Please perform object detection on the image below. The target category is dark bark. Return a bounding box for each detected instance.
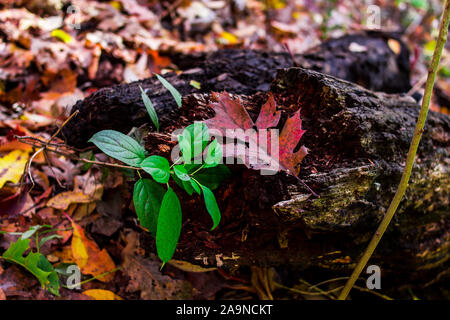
[139,68,447,284]
[62,32,411,147]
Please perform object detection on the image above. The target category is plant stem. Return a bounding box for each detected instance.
[338,0,450,300]
[190,164,205,175]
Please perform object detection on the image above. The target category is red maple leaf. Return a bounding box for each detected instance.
[205,92,308,177]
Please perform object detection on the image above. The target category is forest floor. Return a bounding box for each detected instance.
[0,0,449,300]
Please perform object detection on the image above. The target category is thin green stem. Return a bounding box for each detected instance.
[190,164,205,176]
[338,0,450,300]
[36,232,40,253]
[170,157,183,168]
[39,227,73,235]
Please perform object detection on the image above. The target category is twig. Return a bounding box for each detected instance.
[298,279,337,300]
[274,281,343,298]
[338,0,450,300]
[23,111,80,189]
[16,132,140,171]
[71,157,139,170]
[353,285,393,300]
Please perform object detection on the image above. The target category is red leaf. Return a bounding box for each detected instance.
[279,110,308,176]
[205,92,307,176]
[255,94,281,129]
[205,94,254,131]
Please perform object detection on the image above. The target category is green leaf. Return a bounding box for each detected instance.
[89,130,147,166]
[194,165,231,190]
[133,178,165,236]
[155,74,182,108]
[156,188,182,263]
[178,122,210,163]
[204,139,223,168]
[410,0,428,9]
[2,238,60,296]
[173,165,190,181]
[172,173,192,195]
[39,234,63,248]
[200,185,221,230]
[21,225,52,240]
[140,155,170,183]
[37,255,60,296]
[439,66,450,78]
[190,179,202,195]
[139,85,159,131]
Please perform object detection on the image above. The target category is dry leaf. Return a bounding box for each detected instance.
[82,289,123,300]
[70,218,116,282]
[47,191,92,210]
[51,245,74,264]
[388,39,401,55]
[0,150,29,188]
[169,260,218,273]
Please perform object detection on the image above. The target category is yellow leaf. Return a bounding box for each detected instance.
[217,31,238,45]
[72,224,89,268]
[83,289,123,300]
[0,150,29,188]
[387,39,401,55]
[189,80,201,89]
[70,219,116,282]
[266,0,286,10]
[51,245,74,264]
[109,1,123,11]
[51,29,72,43]
[168,260,217,272]
[47,191,92,210]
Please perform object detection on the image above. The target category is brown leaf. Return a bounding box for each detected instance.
[47,191,92,210]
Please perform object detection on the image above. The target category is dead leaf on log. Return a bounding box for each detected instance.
[205,92,307,175]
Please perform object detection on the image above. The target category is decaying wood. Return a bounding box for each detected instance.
[62,32,411,147]
[142,68,447,284]
[62,34,449,286]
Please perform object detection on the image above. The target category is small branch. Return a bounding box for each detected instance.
[22,110,79,189]
[16,134,140,171]
[72,157,139,170]
[338,0,450,300]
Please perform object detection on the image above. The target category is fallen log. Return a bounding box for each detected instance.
[62,32,411,147]
[142,68,447,282]
[61,34,449,286]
